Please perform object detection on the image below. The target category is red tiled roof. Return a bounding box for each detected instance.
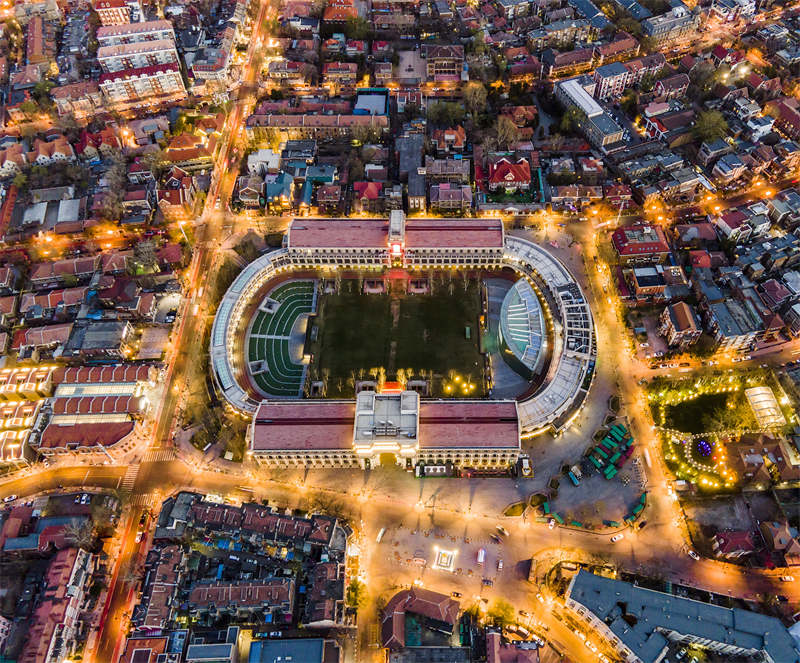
[39,421,135,448]
[611,224,670,257]
[288,218,388,249]
[251,401,355,451]
[419,400,518,449]
[50,395,144,416]
[489,157,531,186]
[405,219,503,249]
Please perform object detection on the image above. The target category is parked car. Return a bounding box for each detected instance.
[496,525,509,537]
[3,495,17,503]
[610,533,624,543]
[781,576,795,582]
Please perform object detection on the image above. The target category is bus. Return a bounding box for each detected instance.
[376,527,386,543]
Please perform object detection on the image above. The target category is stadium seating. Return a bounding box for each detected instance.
[246,281,314,397]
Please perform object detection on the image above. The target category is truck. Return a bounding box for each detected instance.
[477,548,486,565]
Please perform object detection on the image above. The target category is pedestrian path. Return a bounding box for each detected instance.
[121,464,140,491]
[142,448,176,463]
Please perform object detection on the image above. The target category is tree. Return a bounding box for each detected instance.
[487,599,514,628]
[12,172,27,189]
[351,124,381,145]
[693,110,729,142]
[559,107,586,134]
[495,115,520,150]
[344,16,371,40]
[463,81,487,117]
[427,101,465,126]
[469,30,487,56]
[64,521,96,550]
[141,148,167,179]
[346,579,366,609]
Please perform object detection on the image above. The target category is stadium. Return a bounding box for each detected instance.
[210,212,596,470]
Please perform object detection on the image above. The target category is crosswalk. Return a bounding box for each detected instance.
[121,464,140,491]
[142,448,176,463]
[132,493,157,507]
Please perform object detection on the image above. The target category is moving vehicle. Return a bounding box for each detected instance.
[451,591,462,598]
[135,530,143,543]
[3,495,17,503]
[497,559,504,571]
[688,550,700,560]
[376,527,386,543]
[496,525,509,537]
[489,533,502,544]
[781,575,795,582]
[519,454,532,477]
[610,533,624,543]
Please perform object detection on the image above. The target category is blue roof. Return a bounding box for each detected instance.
[249,639,325,663]
[4,533,39,551]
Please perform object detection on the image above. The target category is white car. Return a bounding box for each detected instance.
[688,550,700,560]
[496,525,509,537]
[536,593,544,603]
[781,575,795,582]
[548,519,555,529]
[610,533,624,543]
[135,530,143,543]
[3,494,17,503]
[497,559,504,571]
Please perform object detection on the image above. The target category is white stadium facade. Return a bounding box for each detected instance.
[210,212,596,470]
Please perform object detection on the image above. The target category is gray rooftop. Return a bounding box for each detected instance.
[568,571,800,663]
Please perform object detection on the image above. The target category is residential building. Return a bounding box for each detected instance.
[93,0,132,25]
[611,224,671,264]
[488,157,531,192]
[555,78,624,149]
[249,639,341,663]
[423,44,464,81]
[641,2,699,44]
[99,63,186,110]
[17,548,95,663]
[96,39,179,73]
[658,301,702,347]
[429,183,472,212]
[96,19,174,46]
[566,570,800,663]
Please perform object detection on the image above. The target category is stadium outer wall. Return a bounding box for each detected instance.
[210,233,596,439]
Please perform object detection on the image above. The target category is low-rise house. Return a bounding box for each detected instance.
[431,125,466,155]
[352,181,384,213]
[429,183,472,212]
[488,157,531,193]
[711,530,756,559]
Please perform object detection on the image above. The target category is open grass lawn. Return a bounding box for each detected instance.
[395,286,482,374]
[311,281,484,397]
[663,391,756,434]
[314,292,392,378]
